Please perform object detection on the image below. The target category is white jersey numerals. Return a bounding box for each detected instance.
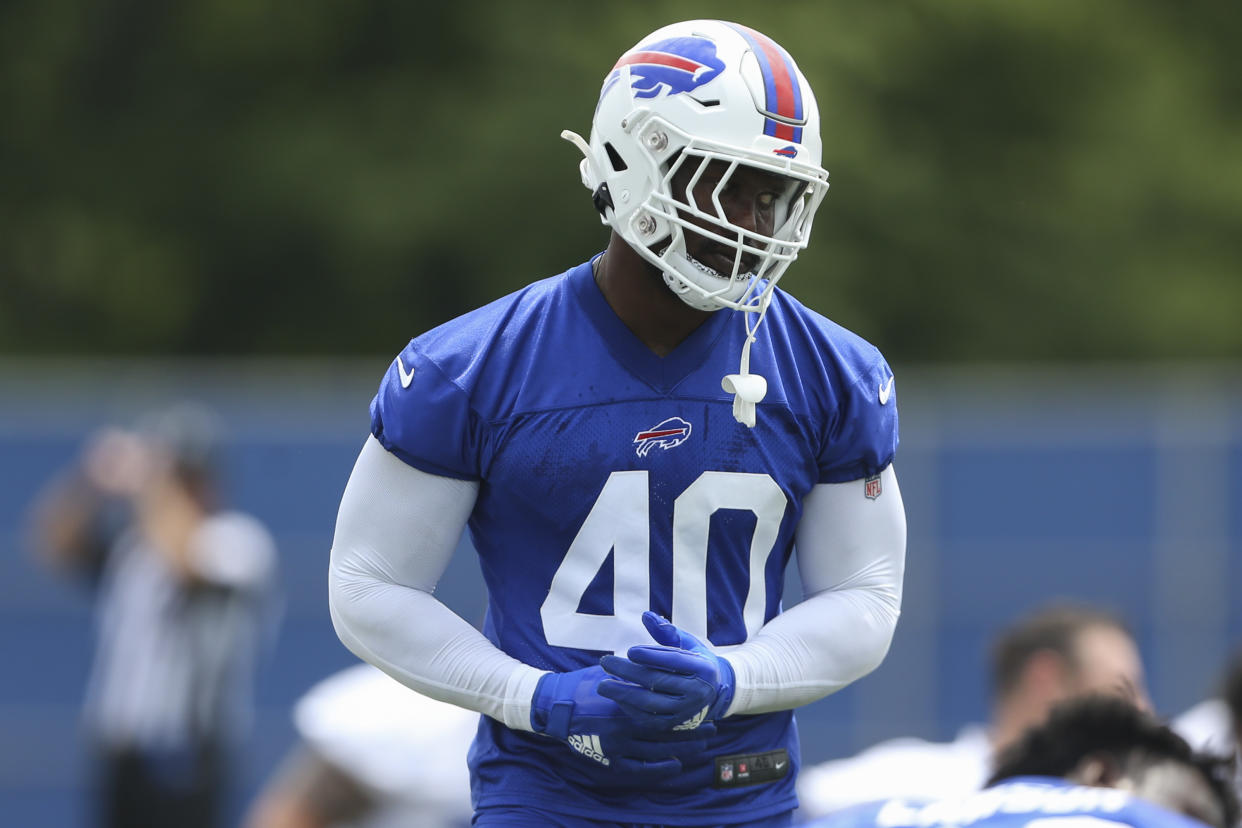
[541,471,651,655]
[540,470,787,654]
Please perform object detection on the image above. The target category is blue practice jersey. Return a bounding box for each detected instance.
[370,258,898,824]
[810,777,1212,828]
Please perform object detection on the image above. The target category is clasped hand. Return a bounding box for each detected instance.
[530,612,735,776]
[599,611,736,731]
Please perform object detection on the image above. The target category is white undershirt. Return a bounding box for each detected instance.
[328,435,906,732]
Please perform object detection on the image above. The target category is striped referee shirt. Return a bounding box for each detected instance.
[83,511,276,752]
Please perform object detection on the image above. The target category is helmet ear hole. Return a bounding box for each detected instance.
[604,143,628,172]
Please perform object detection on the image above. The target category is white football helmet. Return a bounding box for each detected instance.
[562,19,829,313]
[562,20,830,426]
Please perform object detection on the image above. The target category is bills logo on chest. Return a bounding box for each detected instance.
[633,417,692,457]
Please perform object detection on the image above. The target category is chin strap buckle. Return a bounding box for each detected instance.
[591,183,614,216]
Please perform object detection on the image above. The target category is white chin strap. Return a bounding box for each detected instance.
[662,250,752,312]
[692,274,776,429]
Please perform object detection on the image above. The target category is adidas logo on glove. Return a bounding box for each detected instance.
[673,705,710,732]
[567,733,610,766]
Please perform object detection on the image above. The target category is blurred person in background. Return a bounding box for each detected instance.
[243,662,476,828]
[1174,646,1242,797]
[803,696,1238,828]
[798,604,1151,819]
[329,17,905,828]
[29,403,278,828]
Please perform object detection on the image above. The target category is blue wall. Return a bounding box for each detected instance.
[2,360,1239,824]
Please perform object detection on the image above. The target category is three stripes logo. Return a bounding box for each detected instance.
[673,705,710,731]
[567,733,610,766]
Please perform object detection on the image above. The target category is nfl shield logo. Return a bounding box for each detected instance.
[720,762,734,783]
[864,474,882,500]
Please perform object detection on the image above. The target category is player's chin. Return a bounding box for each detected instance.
[694,246,759,279]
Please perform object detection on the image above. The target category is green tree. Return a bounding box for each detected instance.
[2,0,1239,360]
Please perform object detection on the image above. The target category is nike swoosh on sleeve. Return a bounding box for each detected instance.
[878,376,894,405]
[397,356,415,389]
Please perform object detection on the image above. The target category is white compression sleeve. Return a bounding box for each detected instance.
[724,465,907,716]
[327,435,545,732]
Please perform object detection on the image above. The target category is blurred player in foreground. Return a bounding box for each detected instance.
[30,404,277,828]
[329,17,906,827]
[244,663,476,828]
[806,697,1238,828]
[799,604,1151,818]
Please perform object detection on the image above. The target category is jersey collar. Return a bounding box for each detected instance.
[570,256,733,394]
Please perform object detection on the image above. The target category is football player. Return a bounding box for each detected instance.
[243,663,476,828]
[798,604,1153,817]
[806,697,1238,828]
[328,19,906,827]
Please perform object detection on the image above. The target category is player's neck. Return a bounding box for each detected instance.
[594,235,713,358]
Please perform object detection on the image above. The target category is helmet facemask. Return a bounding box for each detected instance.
[645,135,827,314]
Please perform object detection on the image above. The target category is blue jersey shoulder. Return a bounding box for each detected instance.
[767,287,887,383]
[760,288,899,482]
[369,268,576,478]
[412,271,570,394]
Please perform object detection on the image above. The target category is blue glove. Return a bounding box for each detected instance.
[598,611,736,731]
[530,664,713,778]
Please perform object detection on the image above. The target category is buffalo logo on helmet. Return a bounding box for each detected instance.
[602,36,726,100]
[633,417,693,457]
